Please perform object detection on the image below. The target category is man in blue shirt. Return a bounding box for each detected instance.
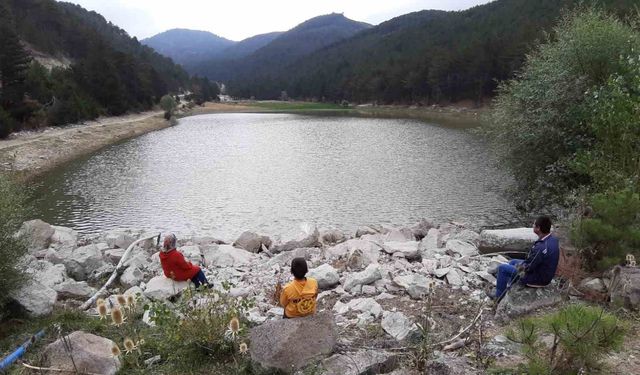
[491,216,560,300]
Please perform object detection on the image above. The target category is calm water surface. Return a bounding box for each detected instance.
[31,113,514,239]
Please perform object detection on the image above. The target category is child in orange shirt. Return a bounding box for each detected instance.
[279,257,318,318]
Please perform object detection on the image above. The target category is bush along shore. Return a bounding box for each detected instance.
[2,219,638,374]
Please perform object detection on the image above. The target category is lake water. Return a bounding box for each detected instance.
[30,113,514,239]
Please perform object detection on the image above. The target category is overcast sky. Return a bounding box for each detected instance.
[64,0,494,41]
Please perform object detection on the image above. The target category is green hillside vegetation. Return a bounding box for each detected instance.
[142,29,235,66]
[484,8,640,270]
[0,0,217,138]
[222,0,638,103]
[193,13,371,93]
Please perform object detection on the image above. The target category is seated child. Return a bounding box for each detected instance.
[279,257,318,318]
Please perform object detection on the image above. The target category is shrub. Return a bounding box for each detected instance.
[146,283,254,368]
[160,94,177,119]
[571,191,640,270]
[484,8,640,212]
[507,304,625,374]
[0,107,16,138]
[0,176,29,315]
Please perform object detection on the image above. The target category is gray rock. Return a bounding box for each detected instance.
[446,269,464,286]
[451,229,481,247]
[26,260,67,288]
[320,350,398,375]
[475,271,497,286]
[320,229,346,245]
[381,311,419,341]
[496,282,565,321]
[607,266,640,310]
[121,266,144,288]
[233,231,272,253]
[579,277,607,293]
[42,331,120,375]
[104,248,126,263]
[426,355,480,374]
[355,226,379,238]
[445,240,479,257]
[384,228,415,242]
[54,280,96,299]
[250,313,336,371]
[308,264,340,289]
[271,227,322,254]
[207,245,257,267]
[180,245,202,263]
[411,218,436,240]
[104,230,137,249]
[434,267,451,278]
[383,241,420,260]
[11,280,57,317]
[393,274,431,299]
[482,334,523,357]
[343,264,382,292]
[419,228,441,253]
[346,298,384,318]
[18,219,55,252]
[143,276,190,300]
[479,228,537,253]
[64,244,106,281]
[50,225,78,249]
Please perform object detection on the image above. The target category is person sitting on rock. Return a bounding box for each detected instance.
[279,257,318,318]
[490,216,560,300]
[159,233,212,288]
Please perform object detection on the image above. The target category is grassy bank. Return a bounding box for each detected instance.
[184,101,485,129]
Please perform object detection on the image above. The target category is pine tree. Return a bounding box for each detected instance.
[0,1,32,110]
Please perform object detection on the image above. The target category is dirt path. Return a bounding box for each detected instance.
[0,111,167,180]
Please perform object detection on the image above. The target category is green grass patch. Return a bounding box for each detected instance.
[249,101,347,111]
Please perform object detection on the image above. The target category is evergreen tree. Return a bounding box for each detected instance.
[0,0,32,123]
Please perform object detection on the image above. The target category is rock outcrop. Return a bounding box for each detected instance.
[42,331,121,375]
[233,231,272,253]
[250,313,336,371]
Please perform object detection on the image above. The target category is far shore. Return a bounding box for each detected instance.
[0,101,485,181]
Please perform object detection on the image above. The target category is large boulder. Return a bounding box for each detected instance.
[607,266,640,310]
[320,229,347,245]
[272,228,321,253]
[250,313,336,371]
[233,231,272,253]
[355,226,380,238]
[42,331,120,375]
[384,228,415,242]
[381,311,419,341]
[320,350,398,375]
[445,240,479,257]
[64,244,107,281]
[120,266,144,288]
[18,219,55,252]
[180,245,202,263]
[451,229,481,247]
[411,218,436,240]
[479,228,537,253]
[343,264,382,292]
[103,230,138,249]
[11,280,57,317]
[382,241,420,260]
[206,245,257,268]
[25,259,67,288]
[495,282,565,321]
[308,264,340,289]
[326,239,381,269]
[54,280,96,299]
[393,274,431,299]
[50,225,78,249]
[143,276,190,300]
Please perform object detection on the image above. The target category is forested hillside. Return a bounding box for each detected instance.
[224,0,639,103]
[192,13,371,87]
[0,0,216,138]
[142,29,235,66]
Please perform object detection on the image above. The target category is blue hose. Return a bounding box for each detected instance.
[0,329,45,371]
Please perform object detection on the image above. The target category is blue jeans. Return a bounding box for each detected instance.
[191,270,211,288]
[496,259,524,298]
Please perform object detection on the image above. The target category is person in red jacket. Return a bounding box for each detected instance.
[159,234,212,288]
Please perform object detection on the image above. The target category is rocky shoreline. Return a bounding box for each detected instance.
[10,218,560,373]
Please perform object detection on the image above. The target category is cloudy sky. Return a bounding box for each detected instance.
[65,0,493,41]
